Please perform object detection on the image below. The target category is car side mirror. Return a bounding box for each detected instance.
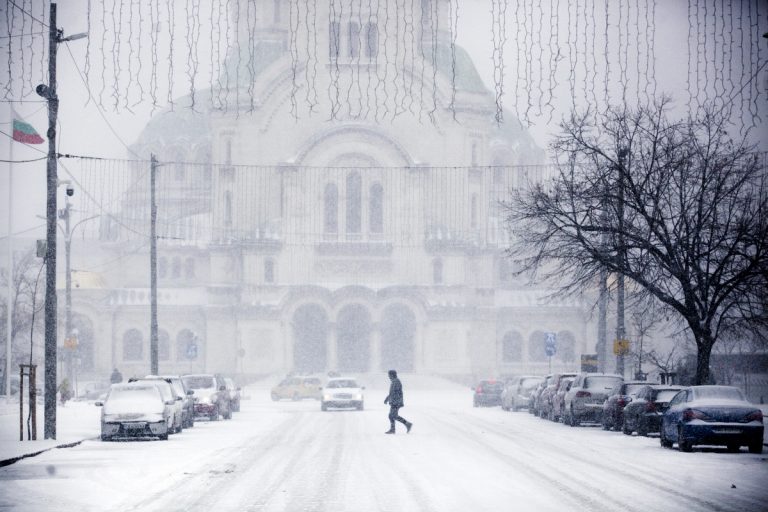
[95,401,103,407]
[176,396,183,401]
[187,390,194,395]
[165,400,175,406]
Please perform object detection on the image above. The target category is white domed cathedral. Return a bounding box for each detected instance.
[74,0,596,382]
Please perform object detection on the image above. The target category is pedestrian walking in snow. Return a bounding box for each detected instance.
[58,378,72,406]
[110,368,123,384]
[384,370,412,434]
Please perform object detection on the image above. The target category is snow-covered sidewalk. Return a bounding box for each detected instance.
[0,399,101,464]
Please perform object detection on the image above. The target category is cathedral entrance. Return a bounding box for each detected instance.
[292,304,328,373]
[380,304,416,372]
[336,304,371,373]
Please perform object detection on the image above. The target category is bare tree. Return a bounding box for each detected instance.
[504,99,768,385]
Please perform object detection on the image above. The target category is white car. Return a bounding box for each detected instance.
[131,377,185,433]
[97,383,174,441]
[321,378,365,411]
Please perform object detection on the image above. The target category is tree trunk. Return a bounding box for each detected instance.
[695,338,714,385]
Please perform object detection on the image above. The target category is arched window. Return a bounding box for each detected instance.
[324,183,338,233]
[501,331,523,362]
[471,194,478,229]
[329,21,341,59]
[224,191,233,226]
[348,22,360,58]
[369,183,383,234]
[432,258,443,285]
[123,329,143,361]
[528,331,548,362]
[265,258,275,283]
[184,258,195,279]
[556,331,577,363]
[158,329,170,361]
[346,172,362,235]
[172,257,181,279]
[365,22,378,58]
[176,329,199,361]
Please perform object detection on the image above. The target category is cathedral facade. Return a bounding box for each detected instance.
[68,1,597,383]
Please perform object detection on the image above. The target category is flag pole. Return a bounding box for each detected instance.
[5,109,13,402]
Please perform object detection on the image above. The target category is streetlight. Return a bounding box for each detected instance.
[35,0,87,439]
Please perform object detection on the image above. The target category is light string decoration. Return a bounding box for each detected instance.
[0,0,765,133]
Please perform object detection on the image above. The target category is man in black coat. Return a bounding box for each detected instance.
[384,370,412,434]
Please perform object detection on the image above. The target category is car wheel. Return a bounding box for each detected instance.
[321,403,328,411]
[678,427,693,452]
[502,404,509,411]
[101,434,111,442]
[233,402,240,412]
[726,443,740,452]
[271,393,279,401]
[601,416,611,430]
[622,420,632,435]
[159,432,168,441]
[210,406,219,421]
[748,440,763,454]
[357,403,364,411]
[569,408,579,427]
[637,420,648,437]
[660,428,673,448]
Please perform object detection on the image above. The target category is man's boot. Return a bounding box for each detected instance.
[385,429,395,434]
[406,422,412,433]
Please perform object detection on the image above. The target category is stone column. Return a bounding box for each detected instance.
[370,322,381,372]
[327,322,337,371]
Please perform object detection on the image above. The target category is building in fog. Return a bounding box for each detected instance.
[68,0,598,382]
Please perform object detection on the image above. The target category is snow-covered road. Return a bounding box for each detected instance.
[1,375,766,512]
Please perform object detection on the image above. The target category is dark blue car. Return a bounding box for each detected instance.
[660,385,763,453]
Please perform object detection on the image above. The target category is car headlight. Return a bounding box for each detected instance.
[355,394,363,400]
[323,394,331,401]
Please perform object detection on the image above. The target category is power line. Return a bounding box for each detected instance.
[7,0,48,28]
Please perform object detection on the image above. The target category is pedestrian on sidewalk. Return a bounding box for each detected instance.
[58,378,72,406]
[384,370,412,434]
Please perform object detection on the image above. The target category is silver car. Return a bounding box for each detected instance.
[96,383,174,441]
[501,376,544,411]
[321,378,365,411]
[563,373,624,426]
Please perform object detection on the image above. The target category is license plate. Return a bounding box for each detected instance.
[125,423,146,431]
[714,428,741,434]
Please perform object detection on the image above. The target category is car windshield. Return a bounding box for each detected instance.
[622,383,647,396]
[327,380,358,388]
[520,378,543,390]
[654,389,680,402]
[109,386,159,401]
[693,386,746,401]
[585,376,623,390]
[480,381,503,392]
[182,376,214,389]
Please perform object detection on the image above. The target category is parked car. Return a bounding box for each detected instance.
[660,385,764,453]
[501,376,544,411]
[529,376,553,416]
[538,373,578,419]
[159,375,195,428]
[182,373,228,421]
[622,385,683,436]
[224,377,241,412]
[472,379,504,407]
[321,377,365,411]
[550,376,576,422]
[271,376,323,401]
[96,382,173,441]
[602,381,649,431]
[563,373,624,426]
[130,377,184,433]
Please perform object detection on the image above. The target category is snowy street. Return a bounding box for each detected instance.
[1,375,766,512]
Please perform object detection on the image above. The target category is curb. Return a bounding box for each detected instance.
[0,438,95,468]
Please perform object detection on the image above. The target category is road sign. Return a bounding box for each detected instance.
[545,332,557,357]
[613,339,630,356]
[186,342,198,359]
[63,336,78,349]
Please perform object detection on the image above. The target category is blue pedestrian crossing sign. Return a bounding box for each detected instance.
[186,342,198,359]
[545,332,557,357]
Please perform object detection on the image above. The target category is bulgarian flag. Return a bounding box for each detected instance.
[12,109,45,144]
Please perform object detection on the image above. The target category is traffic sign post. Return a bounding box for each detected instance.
[545,332,557,373]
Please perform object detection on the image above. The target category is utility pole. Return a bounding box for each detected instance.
[42,1,60,440]
[150,155,159,375]
[36,1,87,439]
